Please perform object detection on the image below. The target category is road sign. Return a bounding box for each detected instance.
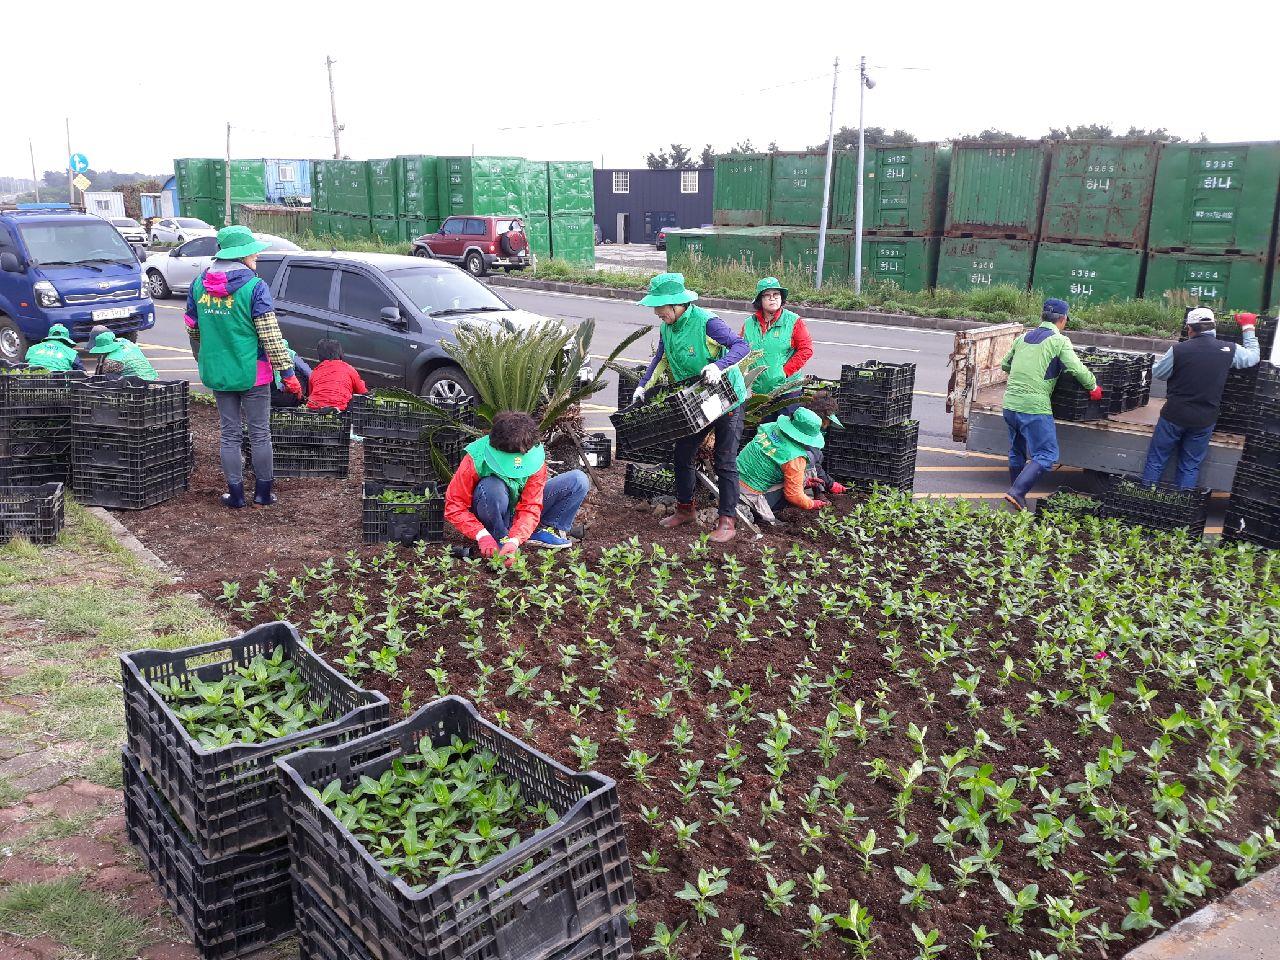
[73,174,91,193]
[68,153,89,174]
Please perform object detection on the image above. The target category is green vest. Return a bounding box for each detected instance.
[465,436,544,504]
[112,341,158,381]
[193,273,263,392]
[744,309,803,394]
[24,340,77,372]
[657,304,747,409]
[737,423,807,493]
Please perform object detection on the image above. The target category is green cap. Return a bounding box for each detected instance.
[776,407,826,449]
[88,330,122,354]
[754,276,788,304]
[214,225,272,261]
[638,272,699,307]
[45,324,74,347]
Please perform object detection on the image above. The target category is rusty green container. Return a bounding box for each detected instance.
[1032,243,1144,305]
[1041,140,1161,247]
[781,228,852,285]
[768,152,855,227]
[1148,142,1280,255]
[936,237,1034,291]
[1143,252,1269,312]
[945,141,1049,239]
[854,143,950,235]
[665,228,718,267]
[705,227,784,272]
[366,159,401,219]
[859,237,941,292]
[713,154,772,226]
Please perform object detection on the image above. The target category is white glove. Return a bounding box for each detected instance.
[701,363,723,384]
[632,386,646,405]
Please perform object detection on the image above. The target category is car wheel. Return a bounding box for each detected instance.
[0,319,29,365]
[413,246,433,259]
[419,366,477,405]
[465,251,486,277]
[176,234,185,243]
[147,269,172,299]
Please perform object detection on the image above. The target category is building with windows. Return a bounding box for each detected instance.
[593,167,713,244]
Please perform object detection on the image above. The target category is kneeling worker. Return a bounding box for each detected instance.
[738,406,834,523]
[24,324,83,372]
[1001,298,1100,510]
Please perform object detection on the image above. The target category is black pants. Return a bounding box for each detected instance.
[673,403,745,517]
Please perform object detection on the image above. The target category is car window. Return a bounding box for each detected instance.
[0,227,15,257]
[178,237,217,258]
[338,271,397,324]
[388,266,511,315]
[495,219,523,234]
[16,221,136,265]
[281,265,334,309]
[441,219,463,236]
[176,218,209,228]
[255,259,282,289]
[463,219,487,236]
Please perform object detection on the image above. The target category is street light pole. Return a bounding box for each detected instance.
[29,139,39,202]
[326,56,343,161]
[853,56,875,295]
[65,118,73,206]
[814,57,839,291]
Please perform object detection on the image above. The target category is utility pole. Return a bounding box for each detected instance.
[814,57,839,291]
[853,56,876,295]
[326,56,342,160]
[64,118,73,206]
[225,122,232,227]
[28,139,39,202]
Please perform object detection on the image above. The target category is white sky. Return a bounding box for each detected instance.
[5,0,1280,179]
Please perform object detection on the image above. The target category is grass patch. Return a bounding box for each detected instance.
[0,777,26,808]
[0,875,150,960]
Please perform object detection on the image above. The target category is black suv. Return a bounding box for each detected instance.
[258,251,565,402]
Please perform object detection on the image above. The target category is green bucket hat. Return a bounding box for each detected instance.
[483,441,546,479]
[214,225,272,261]
[776,407,826,449]
[45,324,74,347]
[638,272,699,307]
[754,276,788,305]
[88,330,123,355]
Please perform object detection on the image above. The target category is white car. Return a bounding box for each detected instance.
[149,217,216,245]
[143,233,301,298]
[109,217,147,244]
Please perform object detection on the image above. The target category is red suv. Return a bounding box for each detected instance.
[411,216,530,277]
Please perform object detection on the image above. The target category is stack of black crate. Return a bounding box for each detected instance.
[829,361,918,491]
[0,365,82,487]
[350,395,472,491]
[1215,316,1277,434]
[1223,360,1280,547]
[246,408,351,479]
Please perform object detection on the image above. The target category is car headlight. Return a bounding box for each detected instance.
[33,281,60,309]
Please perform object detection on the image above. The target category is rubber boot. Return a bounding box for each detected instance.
[709,516,737,544]
[252,478,277,507]
[660,502,696,528]
[1003,462,1045,511]
[1009,464,1021,485]
[221,481,246,509]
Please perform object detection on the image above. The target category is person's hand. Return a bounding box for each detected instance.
[829,482,847,496]
[1089,386,1103,401]
[701,363,723,384]
[476,532,499,559]
[631,386,646,406]
[1236,312,1258,330]
[498,538,520,567]
[810,500,830,510]
[282,374,303,399]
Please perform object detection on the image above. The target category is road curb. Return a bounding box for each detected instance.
[86,506,175,577]
[487,275,1177,354]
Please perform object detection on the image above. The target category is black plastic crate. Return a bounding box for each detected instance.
[1257,362,1280,401]
[0,365,85,417]
[349,394,473,443]
[835,391,913,427]
[72,462,190,510]
[1100,477,1210,536]
[275,696,634,960]
[0,435,71,462]
[1232,461,1280,508]
[622,462,677,500]
[0,416,72,443]
[71,377,189,430]
[267,407,350,445]
[121,621,390,859]
[1223,496,1280,549]
[582,434,612,469]
[827,448,916,491]
[613,433,675,466]
[0,483,64,545]
[614,365,646,413]
[72,421,189,472]
[361,481,444,545]
[839,361,916,401]
[828,420,919,457]
[1051,354,1126,422]
[122,750,295,960]
[610,378,738,453]
[1243,433,1280,470]
[274,444,351,480]
[1216,315,1278,357]
[1034,488,1101,522]
[0,455,70,487]
[363,436,446,490]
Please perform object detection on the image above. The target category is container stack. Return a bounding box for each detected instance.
[549,161,597,266]
[1224,363,1280,547]
[175,159,266,228]
[857,143,949,292]
[521,159,552,259]
[1213,315,1278,434]
[350,395,472,491]
[70,378,192,509]
[828,361,918,490]
[0,365,81,486]
[250,409,351,480]
[1101,476,1210,537]
[396,155,442,242]
[120,622,389,960]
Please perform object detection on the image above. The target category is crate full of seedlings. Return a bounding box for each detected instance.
[1034,488,1100,523]
[582,433,612,468]
[71,376,189,431]
[1100,476,1210,536]
[361,482,444,545]
[121,620,389,860]
[349,393,472,443]
[275,696,635,960]
[0,482,64,545]
[828,449,916,492]
[122,750,295,960]
[1050,351,1127,422]
[610,376,739,454]
[827,419,919,457]
[0,366,86,485]
[622,462,677,500]
[256,408,351,479]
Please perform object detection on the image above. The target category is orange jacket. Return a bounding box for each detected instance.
[444,454,547,544]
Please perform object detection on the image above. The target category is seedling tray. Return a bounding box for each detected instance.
[121,621,390,859]
[839,361,916,402]
[0,483,63,545]
[1034,488,1101,522]
[622,462,677,500]
[275,696,634,960]
[0,365,85,417]
[71,376,189,430]
[582,434,612,469]
[1101,477,1209,536]
[610,377,739,453]
[123,750,295,960]
[362,481,444,545]
[350,395,473,442]
[835,391,913,427]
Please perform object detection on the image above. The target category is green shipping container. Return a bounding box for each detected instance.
[437,156,524,218]
[1143,252,1269,312]
[521,160,550,218]
[768,152,853,227]
[859,237,941,293]
[524,214,551,259]
[550,214,595,265]
[333,161,372,217]
[397,156,440,220]
[1041,140,1160,247]
[332,213,372,240]
[311,210,332,235]
[1032,242,1144,305]
[855,144,950,235]
[664,228,718,266]
[936,237,1035,292]
[396,217,441,243]
[182,197,225,229]
[945,141,1049,239]
[547,161,593,215]
[174,158,219,203]
[780,228,852,285]
[713,154,772,226]
[367,159,400,219]
[210,160,267,205]
[370,216,399,242]
[705,227,784,271]
[1148,142,1280,255]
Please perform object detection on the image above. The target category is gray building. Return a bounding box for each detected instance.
[593,167,713,244]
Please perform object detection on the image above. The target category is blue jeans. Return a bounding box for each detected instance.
[1141,417,1213,489]
[1003,409,1059,473]
[472,470,589,539]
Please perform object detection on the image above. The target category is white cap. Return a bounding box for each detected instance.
[1187,307,1216,325]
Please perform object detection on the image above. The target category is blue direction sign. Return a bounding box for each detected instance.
[68,153,89,174]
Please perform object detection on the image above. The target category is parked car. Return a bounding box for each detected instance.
[0,208,154,363]
[410,216,529,277]
[143,233,300,298]
[258,251,586,402]
[109,217,147,244]
[149,217,216,245]
[655,228,670,251]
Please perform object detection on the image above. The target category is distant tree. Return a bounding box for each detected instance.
[699,144,716,167]
[730,139,757,154]
[645,150,669,170]
[767,141,779,152]
[645,144,696,169]
[952,128,1023,142]
[810,126,918,152]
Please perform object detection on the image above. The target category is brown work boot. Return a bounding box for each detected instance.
[709,516,737,543]
[660,502,696,528]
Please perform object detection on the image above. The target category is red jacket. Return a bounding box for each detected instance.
[306,359,368,412]
[445,454,547,545]
[743,310,814,378]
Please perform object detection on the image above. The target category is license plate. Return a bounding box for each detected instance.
[92,307,131,321]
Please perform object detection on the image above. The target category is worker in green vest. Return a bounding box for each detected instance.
[737,406,837,523]
[633,272,750,543]
[23,324,83,372]
[742,277,814,416]
[88,329,158,380]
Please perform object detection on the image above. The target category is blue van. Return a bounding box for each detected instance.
[0,207,156,363]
